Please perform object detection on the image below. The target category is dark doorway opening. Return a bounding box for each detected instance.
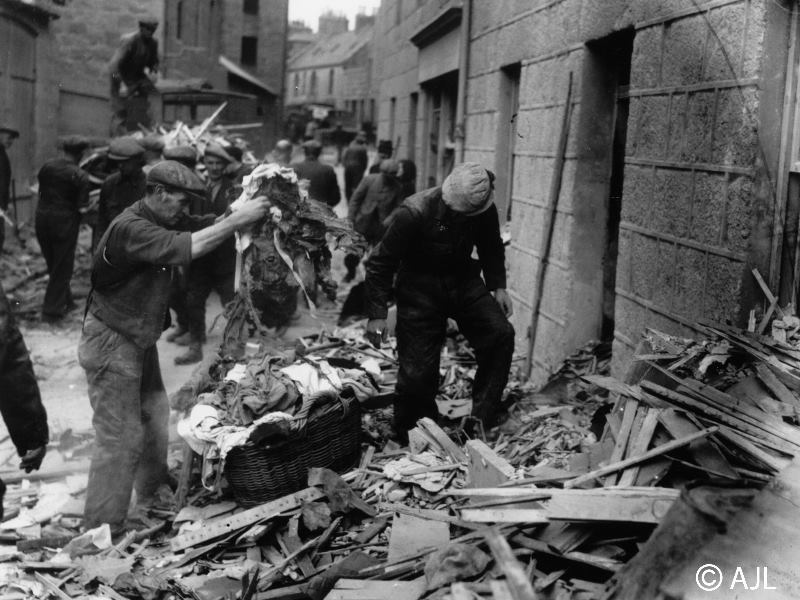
[589,30,634,343]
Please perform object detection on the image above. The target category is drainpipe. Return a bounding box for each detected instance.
[454,0,471,163]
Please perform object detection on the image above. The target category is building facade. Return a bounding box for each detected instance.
[373,0,793,384]
[285,14,375,131]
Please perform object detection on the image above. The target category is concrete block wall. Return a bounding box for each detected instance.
[375,0,779,385]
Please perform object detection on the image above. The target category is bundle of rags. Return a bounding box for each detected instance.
[222,164,366,353]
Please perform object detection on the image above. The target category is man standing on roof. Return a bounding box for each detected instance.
[109,18,160,135]
[79,161,270,538]
[174,143,236,365]
[95,137,146,249]
[364,163,515,442]
[35,136,93,322]
[0,125,19,254]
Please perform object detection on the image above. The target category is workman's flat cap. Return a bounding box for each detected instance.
[203,142,234,163]
[140,134,165,152]
[275,139,292,151]
[355,131,366,142]
[108,137,145,160]
[163,145,197,164]
[0,126,19,139]
[302,139,322,151]
[379,159,399,176]
[147,160,205,195]
[377,139,393,155]
[442,162,495,216]
[139,18,159,30]
[59,135,90,154]
[227,145,243,161]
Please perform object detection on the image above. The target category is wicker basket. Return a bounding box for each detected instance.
[224,391,361,506]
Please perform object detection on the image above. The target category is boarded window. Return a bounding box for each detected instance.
[241,36,257,66]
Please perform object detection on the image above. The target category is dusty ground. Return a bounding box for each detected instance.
[2,151,366,475]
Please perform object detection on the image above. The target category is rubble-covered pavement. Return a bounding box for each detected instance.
[2,299,800,599]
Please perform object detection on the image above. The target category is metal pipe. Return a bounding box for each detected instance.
[454,0,471,164]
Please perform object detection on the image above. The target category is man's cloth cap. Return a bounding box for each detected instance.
[203,142,233,163]
[147,160,205,195]
[108,137,145,160]
[275,139,292,152]
[139,18,159,30]
[379,159,399,176]
[163,145,197,163]
[59,135,90,154]
[140,134,165,152]
[0,126,19,139]
[302,139,322,152]
[442,162,494,216]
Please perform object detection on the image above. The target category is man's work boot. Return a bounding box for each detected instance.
[165,326,187,343]
[175,343,202,365]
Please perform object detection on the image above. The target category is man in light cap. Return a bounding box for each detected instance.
[174,142,236,364]
[79,160,271,537]
[35,136,92,322]
[365,162,514,441]
[95,137,146,248]
[0,126,20,253]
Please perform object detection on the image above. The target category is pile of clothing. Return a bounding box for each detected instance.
[177,350,381,488]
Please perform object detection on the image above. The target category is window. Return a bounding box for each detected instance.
[389,97,397,141]
[243,0,259,15]
[294,73,300,97]
[241,36,257,66]
[328,68,335,94]
[310,71,318,97]
[408,92,418,161]
[395,0,403,26]
[176,0,183,40]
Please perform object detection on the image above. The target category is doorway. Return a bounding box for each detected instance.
[572,29,634,347]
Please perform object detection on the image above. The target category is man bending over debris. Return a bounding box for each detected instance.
[365,162,515,442]
[79,161,270,537]
[0,284,49,517]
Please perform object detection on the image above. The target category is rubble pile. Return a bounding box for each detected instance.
[0,317,798,599]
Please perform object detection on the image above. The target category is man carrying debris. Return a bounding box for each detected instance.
[109,18,160,135]
[292,139,341,208]
[0,125,19,254]
[95,137,146,248]
[0,283,49,518]
[79,161,270,537]
[174,143,236,365]
[365,162,515,440]
[35,136,92,322]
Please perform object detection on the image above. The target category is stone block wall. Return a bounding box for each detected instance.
[374,0,782,385]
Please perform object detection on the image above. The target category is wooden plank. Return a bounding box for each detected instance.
[324,578,425,600]
[618,408,660,486]
[170,487,324,551]
[756,363,800,416]
[460,509,549,524]
[541,488,678,525]
[715,426,789,472]
[484,527,539,600]
[387,513,449,563]
[604,398,639,485]
[564,427,719,489]
[727,376,788,416]
[659,409,738,479]
[354,516,390,545]
[418,418,467,462]
[466,439,516,487]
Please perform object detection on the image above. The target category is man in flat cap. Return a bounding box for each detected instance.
[292,140,341,208]
[368,139,393,175]
[174,142,236,364]
[95,137,146,249]
[35,136,93,322]
[79,160,270,538]
[109,19,160,134]
[0,126,19,254]
[364,162,515,442]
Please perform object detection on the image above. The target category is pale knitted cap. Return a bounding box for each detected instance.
[441,162,494,215]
